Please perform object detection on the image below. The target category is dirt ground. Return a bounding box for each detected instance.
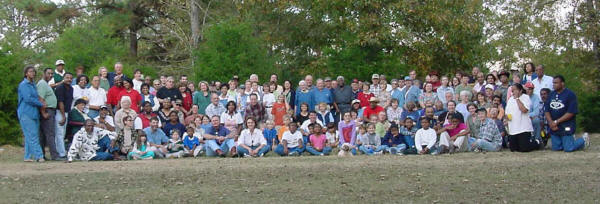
[0,134,599,203]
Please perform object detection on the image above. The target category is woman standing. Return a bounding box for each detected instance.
[505,83,540,152]
[179,82,193,116]
[282,80,295,110]
[436,76,454,105]
[98,67,110,91]
[193,81,211,115]
[521,62,537,84]
[418,83,438,108]
[18,66,45,162]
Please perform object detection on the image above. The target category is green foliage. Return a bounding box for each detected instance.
[193,20,276,83]
[0,39,26,145]
[580,93,600,133]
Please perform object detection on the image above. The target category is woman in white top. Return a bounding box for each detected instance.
[236,117,268,157]
[505,83,540,152]
[132,69,144,93]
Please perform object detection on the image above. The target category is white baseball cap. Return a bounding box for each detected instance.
[55,60,65,66]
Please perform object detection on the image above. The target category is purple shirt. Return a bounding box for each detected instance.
[338,120,356,146]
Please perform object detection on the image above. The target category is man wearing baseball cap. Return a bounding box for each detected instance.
[49,59,66,88]
[524,82,544,148]
[370,74,381,97]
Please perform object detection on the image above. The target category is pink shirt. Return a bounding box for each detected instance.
[444,123,467,137]
[309,134,327,149]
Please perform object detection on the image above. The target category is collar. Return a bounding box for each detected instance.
[55,69,65,76]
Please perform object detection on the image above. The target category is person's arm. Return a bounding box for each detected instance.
[282,139,289,154]
[297,138,304,149]
[515,97,529,113]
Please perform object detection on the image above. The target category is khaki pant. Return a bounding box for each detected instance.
[439,130,469,152]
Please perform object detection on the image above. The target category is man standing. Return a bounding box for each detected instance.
[87,76,107,119]
[37,68,61,160]
[311,79,333,111]
[49,60,66,89]
[244,94,266,124]
[156,76,182,103]
[369,74,381,97]
[333,76,353,116]
[54,72,74,158]
[532,65,554,96]
[107,62,128,87]
[545,76,589,152]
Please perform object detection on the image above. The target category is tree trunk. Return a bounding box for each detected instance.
[190,0,200,48]
[129,28,138,58]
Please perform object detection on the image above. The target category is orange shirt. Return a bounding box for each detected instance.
[272,102,287,126]
[277,125,289,142]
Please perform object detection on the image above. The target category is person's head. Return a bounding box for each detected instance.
[378,111,387,122]
[451,77,460,87]
[389,123,399,135]
[460,90,470,103]
[249,74,259,83]
[358,124,367,134]
[123,78,133,90]
[371,74,380,84]
[74,98,87,111]
[150,117,160,130]
[251,81,259,92]
[404,117,414,129]
[265,120,275,129]
[444,92,454,103]
[350,111,358,120]
[187,82,195,93]
[434,100,444,111]
[63,72,74,85]
[186,125,195,136]
[100,106,109,116]
[262,82,271,93]
[198,81,209,92]
[476,72,485,83]
[450,113,461,126]
[461,75,469,85]
[553,75,565,91]
[352,99,361,110]
[447,100,456,112]
[166,76,175,89]
[390,98,399,108]
[138,132,147,145]
[171,129,180,140]
[406,101,416,111]
[492,95,502,105]
[43,68,53,81]
[304,75,314,87]
[178,82,188,93]
[511,83,526,97]
[245,117,257,129]
[524,62,535,74]
[298,80,307,91]
[535,64,545,77]
[283,114,291,125]
[318,102,328,112]
[300,102,309,112]
[180,75,188,84]
[226,101,237,113]
[486,74,496,84]
[141,83,150,95]
[342,111,351,122]
[123,115,134,128]
[336,76,345,86]
[283,80,292,90]
[249,93,259,106]
[114,62,123,74]
[277,94,285,103]
[288,121,298,132]
[169,111,179,123]
[327,123,336,133]
[524,82,535,95]
[369,97,379,108]
[24,66,37,81]
[351,80,359,91]
[512,74,521,84]
[498,71,510,84]
[472,66,480,76]
[467,103,477,114]
[84,119,95,133]
[489,107,499,119]
[409,70,417,80]
[210,93,219,105]
[211,115,220,127]
[270,74,278,83]
[113,75,122,87]
[540,88,551,101]
[316,78,324,89]
[361,81,370,91]
[404,78,412,87]
[201,115,210,124]
[269,82,277,93]
[420,118,429,130]
[161,99,172,110]
[485,85,494,97]
[144,75,152,85]
[367,123,376,133]
[308,111,318,121]
[424,83,433,93]
[133,69,142,79]
[142,101,152,113]
[120,96,132,109]
[440,76,449,87]
[312,123,323,134]
[477,92,486,103]
[90,75,100,88]
[476,108,487,121]
[55,60,65,71]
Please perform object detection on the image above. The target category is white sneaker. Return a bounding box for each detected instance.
[374,151,383,155]
[244,154,251,158]
[396,152,404,156]
[288,152,299,156]
[473,148,481,153]
[319,153,324,156]
[583,133,590,148]
[259,153,264,157]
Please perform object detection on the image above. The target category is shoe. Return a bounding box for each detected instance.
[259,153,264,157]
[374,151,383,155]
[431,151,439,155]
[439,145,448,154]
[396,152,404,156]
[37,158,45,162]
[583,133,590,149]
[288,151,299,156]
[473,148,480,153]
[132,155,140,160]
[319,153,324,156]
[215,149,224,156]
[53,157,66,161]
[449,145,456,154]
[24,159,34,162]
[244,154,251,158]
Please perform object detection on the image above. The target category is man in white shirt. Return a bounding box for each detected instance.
[532,65,553,96]
[415,119,438,155]
[205,93,226,118]
[275,122,304,156]
[87,76,107,118]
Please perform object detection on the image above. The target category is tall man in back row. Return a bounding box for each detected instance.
[545,75,589,152]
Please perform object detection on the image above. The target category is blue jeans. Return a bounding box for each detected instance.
[87,109,100,119]
[531,118,542,141]
[55,112,67,157]
[205,138,235,156]
[472,139,501,152]
[551,134,585,152]
[377,144,407,154]
[274,144,305,156]
[90,152,113,161]
[403,136,415,148]
[97,136,119,153]
[237,145,270,156]
[359,145,376,155]
[19,115,43,160]
[306,146,332,155]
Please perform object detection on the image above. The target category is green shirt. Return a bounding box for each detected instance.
[100,78,110,92]
[37,79,57,108]
[454,84,473,100]
[193,91,211,114]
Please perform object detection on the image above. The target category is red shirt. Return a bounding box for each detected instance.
[138,112,158,129]
[118,89,142,113]
[271,102,287,126]
[357,92,374,108]
[181,91,193,113]
[107,86,125,106]
[431,81,441,92]
[363,105,384,120]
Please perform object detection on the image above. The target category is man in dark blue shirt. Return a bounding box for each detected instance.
[54,72,74,158]
[204,115,236,157]
[544,75,589,152]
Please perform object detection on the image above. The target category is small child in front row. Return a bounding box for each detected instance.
[166,130,185,158]
[128,134,155,160]
[379,123,407,155]
[325,123,338,149]
[263,120,279,153]
[357,123,381,155]
[399,117,418,154]
[183,125,204,157]
[306,123,332,155]
[415,119,438,155]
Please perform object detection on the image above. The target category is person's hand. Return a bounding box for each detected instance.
[41,111,49,120]
[59,117,66,126]
[316,147,322,152]
[298,143,303,149]
[110,140,116,148]
[283,148,289,155]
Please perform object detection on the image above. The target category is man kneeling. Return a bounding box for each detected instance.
[67,119,117,162]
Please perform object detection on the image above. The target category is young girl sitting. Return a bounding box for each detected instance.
[306,123,332,156]
[128,133,155,160]
[325,123,339,149]
[166,130,185,158]
[357,123,381,155]
[183,125,204,157]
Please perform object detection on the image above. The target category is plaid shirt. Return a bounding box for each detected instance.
[244,103,266,123]
[478,118,502,146]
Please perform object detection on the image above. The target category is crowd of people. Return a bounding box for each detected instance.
[17,60,590,162]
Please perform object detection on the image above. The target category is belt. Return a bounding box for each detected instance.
[266,106,273,108]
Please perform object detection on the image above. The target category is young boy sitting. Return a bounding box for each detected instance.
[183,125,204,157]
[399,117,418,154]
[263,120,279,154]
[415,118,438,155]
[379,123,407,155]
[274,122,305,156]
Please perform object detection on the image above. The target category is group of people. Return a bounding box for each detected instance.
[17,60,590,162]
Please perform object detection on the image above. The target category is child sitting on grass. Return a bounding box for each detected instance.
[263,120,279,153]
[306,123,332,156]
[379,123,407,155]
[128,133,155,160]
[325,123,338,149]
[183,125,203,157]
[166,130,185,158]
[357,123,381,155]
[399,117,418,154]
[415,118,438,155]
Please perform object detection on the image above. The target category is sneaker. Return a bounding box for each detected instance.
[244,154,252,158]
[439,145,448,154]
[288,151,299,156]
[259,153,264,157]
[37,158,45,162]
[319,153,325,156]
[473,148,480,153]
[24,159,34,162]
[583,133,590,148]
[396,152,404,156]
[431,151,439,155]
[374,151,383,155]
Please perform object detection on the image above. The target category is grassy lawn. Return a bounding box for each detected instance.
[0,134,599,203]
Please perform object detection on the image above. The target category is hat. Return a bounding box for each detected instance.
[498,71,510,78]
[369,97,379,102]
[372,74,380,79]
[324,77,332,81]
[55,60,65,66]
[100,105,108,110]
[484,84,495,90]
[336,76,344,81]
[404,76,412,80]
[352,99,360,104]
[524,82,535,89]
